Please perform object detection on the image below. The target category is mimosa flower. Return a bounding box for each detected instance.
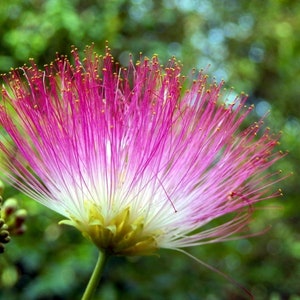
[0,46,284,257]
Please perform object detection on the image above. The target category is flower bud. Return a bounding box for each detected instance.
[1,223,8,231]
[0,230,10,243]
[14,209,27,227]
[2,198,18,218]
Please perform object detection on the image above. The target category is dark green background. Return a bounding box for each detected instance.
[0,1,299,299]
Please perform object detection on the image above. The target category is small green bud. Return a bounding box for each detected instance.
[0,230,11,243]
[3,235,11,243]
[1,223,8,231]
[14,209,27,227]
[0,230,10,238]
[2,198,18,217]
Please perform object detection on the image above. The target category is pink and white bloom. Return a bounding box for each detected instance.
[0,46,284,256]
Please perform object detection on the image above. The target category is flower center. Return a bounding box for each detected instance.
[60,203,161,256]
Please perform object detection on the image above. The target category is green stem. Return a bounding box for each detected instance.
[82,251,108,300]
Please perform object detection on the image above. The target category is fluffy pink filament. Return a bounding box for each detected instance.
[0,46,284,250]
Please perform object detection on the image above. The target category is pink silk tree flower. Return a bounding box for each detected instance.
[0,46,284,257]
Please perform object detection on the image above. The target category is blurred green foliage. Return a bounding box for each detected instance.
[0,0,299,299]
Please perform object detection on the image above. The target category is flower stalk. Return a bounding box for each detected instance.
[82,251,109,300]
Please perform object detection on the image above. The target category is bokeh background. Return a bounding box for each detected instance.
[0,0,299,299]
